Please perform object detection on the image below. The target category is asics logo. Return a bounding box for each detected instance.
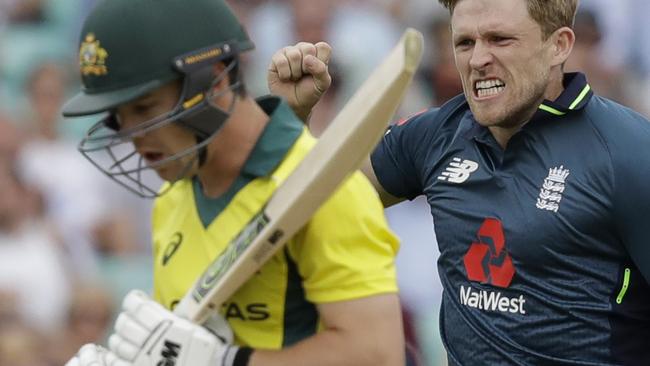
[162,232,183,266]
[438,157,478,183]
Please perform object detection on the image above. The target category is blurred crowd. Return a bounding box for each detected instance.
[0,0,648,365]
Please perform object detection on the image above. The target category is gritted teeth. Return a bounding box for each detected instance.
[475,78,505,90]
[474,78,506,98]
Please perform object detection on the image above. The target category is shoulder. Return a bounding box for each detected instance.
[582,96,650,188]
[310,171,388,228]
[583,96,650,144]
[295,170,396,253]
[288,171,399,302]
[391,94,469,133]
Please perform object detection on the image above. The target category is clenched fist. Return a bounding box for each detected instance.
[268,42,332,122]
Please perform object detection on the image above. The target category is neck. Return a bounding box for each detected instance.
[488,70,565,149]
[198,97,269,198]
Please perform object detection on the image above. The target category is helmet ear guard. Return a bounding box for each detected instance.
[79,42,246,198]
[66,0,256,197]
[171,41,244,140]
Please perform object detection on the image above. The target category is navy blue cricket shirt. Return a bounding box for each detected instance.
[372,73,650,365]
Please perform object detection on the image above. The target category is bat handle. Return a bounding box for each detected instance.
[173,296,192,319]
[174,295,213,324]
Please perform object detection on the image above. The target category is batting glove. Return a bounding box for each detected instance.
[107,290,246,366]
[65,343,127,366]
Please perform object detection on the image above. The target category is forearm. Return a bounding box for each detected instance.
[248,327,404,366]
[248,294,405,366]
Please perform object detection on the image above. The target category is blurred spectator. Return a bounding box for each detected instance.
[17,62,147,275]
[626,0,650,118]
[578,0,633,71]
[422,16,463,106]
[244,0,402,132]
[46,283,115,365]
[386,197,447,366]
[0,147,71,335]
[0,324,48,366]
[565,10,627,104]
[6,0,46,24]
[16,62,107,274]
[0,113,22,166]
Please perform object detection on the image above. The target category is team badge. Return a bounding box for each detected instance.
[79,33,109,76]
[536,165,570,213]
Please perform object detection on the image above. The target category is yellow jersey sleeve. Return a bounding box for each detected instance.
[288,171,400,304]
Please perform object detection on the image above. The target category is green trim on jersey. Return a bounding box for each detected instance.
[616,267,631,304]
[537,78,593,117]
[152,115,399,349]
[193,96,303,227]
[569,85,592,110]
[539,104,566,116]
[282,248,318,346]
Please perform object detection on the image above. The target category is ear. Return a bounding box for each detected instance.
[548,26,575,67]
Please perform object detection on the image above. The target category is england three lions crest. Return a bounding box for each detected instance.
[536,165,569,213]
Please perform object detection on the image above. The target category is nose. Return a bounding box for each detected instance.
[114,113,149,139]
[469,41,493,70]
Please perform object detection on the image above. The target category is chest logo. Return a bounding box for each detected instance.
[162,232,183,266]
[536,165,570,213]
[437,157,478,183]
[463,218,516,288]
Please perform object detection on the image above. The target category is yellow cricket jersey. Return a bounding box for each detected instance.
[151,97,399,349]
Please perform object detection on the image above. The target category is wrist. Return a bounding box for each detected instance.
[222,346,254,366]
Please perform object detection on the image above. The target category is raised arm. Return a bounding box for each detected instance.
[268,42,332,122]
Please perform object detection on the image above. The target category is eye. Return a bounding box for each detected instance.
[133,102,156,114]
[455,39,475,48]
[491,36,513,45]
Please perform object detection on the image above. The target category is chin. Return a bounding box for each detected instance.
[155,168,177,182]
[470,107,506,127]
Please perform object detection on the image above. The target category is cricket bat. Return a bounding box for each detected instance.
[175,28,424,324]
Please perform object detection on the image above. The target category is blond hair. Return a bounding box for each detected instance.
[439,0,579,39]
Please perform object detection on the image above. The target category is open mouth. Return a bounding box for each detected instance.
[474,78,506,99]
[143,152,164,164]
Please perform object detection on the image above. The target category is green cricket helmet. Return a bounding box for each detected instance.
[63,0,254,197]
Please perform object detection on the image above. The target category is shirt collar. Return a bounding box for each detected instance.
[536,72,593,117]
[464,72,593,142]
[240,95,304,178]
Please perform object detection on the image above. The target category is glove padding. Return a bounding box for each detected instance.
[107,290,238,366]
[65,344,127,366]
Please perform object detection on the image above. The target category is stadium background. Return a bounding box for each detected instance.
[0,0,648,365]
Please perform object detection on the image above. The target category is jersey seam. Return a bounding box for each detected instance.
[582,106,617,227]
[305,277,399,303]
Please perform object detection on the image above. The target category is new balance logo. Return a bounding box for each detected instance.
[438,157,478,183]
[157,340,181,366]
[536,165,569,213]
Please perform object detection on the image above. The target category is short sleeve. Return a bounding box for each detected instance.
[371,109,441,200]
[287,171,399,304]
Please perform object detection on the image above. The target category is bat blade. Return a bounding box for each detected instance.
[176,28,424,323]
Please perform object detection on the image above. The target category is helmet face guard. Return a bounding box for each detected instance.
[77,44,243,198]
